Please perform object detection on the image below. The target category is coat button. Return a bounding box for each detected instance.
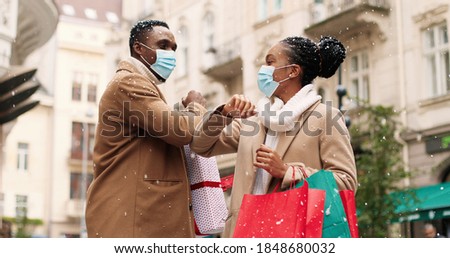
[189,203,193,210]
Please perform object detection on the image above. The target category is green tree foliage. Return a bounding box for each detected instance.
[3,214,43,238]
[350,103,411,237]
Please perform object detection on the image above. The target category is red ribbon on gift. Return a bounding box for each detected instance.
[220,174,234,192]
[191,181,222,190]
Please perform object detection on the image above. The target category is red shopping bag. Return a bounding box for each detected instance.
[339,190,359,238]
[233,181,325,238]
[305,188,326,238]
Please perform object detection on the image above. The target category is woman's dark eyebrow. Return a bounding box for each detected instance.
[265,54,275,62]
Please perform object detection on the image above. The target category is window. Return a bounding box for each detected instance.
[15,195,27,218]
[203,12,215,52]
[311,0,326,23]
[258,0,268,21]
[84,8,97,20]
[71,122,95,160]
[258,0,283,22]
[72,72,83,101]
[423,23,450,97]
[62,4,75,16]
[87,73,98,103]
[274,0,283,13]
[71,122,83,159]
[105,12,119,23]
[177,26,189,77]
[17,143,29,172]
[89,124,95,155]
[348,51,370,106]
[202,12,215,68]
[70,172,94,200]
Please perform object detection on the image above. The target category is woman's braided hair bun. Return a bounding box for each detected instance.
[317,36,346,78]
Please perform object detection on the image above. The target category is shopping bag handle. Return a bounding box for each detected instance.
[272,166,302,193]
[290,165,308,180]
[272,180,282,193]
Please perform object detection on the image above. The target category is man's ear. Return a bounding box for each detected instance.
[133,42,143,56]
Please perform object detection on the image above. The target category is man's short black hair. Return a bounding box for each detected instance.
[129,20,169,54]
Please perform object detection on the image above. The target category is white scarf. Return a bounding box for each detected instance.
[256,84,322,132]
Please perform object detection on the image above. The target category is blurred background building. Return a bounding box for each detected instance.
[0,0,121,237]
[0,0,59,237]
[1,0,449,237]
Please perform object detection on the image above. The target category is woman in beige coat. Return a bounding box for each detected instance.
[190,36,357,237]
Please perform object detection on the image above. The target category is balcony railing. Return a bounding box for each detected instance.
[309,0,390,24]
[202,37,242,80]
[305,0,390,39]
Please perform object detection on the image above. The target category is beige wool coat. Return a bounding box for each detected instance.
[86,59,206,238]
[190,101,357,238]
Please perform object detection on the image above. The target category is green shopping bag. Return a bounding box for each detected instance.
[296,169,352,238]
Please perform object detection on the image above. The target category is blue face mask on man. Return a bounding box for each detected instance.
[139,42,176,80]
[257,65,294,97]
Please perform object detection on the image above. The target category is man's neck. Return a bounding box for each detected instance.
[127,56,163,85]
[131,55,166,83]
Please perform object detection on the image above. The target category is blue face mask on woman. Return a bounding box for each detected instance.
[139,43,176,80]
[257,65,294,97]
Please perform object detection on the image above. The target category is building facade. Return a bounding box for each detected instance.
[2,0,450,237]
[1,0,122,237]
[0,0,58,237]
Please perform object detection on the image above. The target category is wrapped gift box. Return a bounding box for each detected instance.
[184,145,229,235]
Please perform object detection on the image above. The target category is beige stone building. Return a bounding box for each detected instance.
[1,0,122,237]
[2,0,450,238]
[0,0,58,237]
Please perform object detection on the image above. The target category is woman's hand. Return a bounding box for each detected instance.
[253,144,288,178]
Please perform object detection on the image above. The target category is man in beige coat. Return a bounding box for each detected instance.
[85,20,208,237]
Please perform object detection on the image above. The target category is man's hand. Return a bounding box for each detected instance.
[182,90,206,108]
[222,94,256,119]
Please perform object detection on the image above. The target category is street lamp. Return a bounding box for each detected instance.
[336,84,347,111]
[336,67,351,128]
